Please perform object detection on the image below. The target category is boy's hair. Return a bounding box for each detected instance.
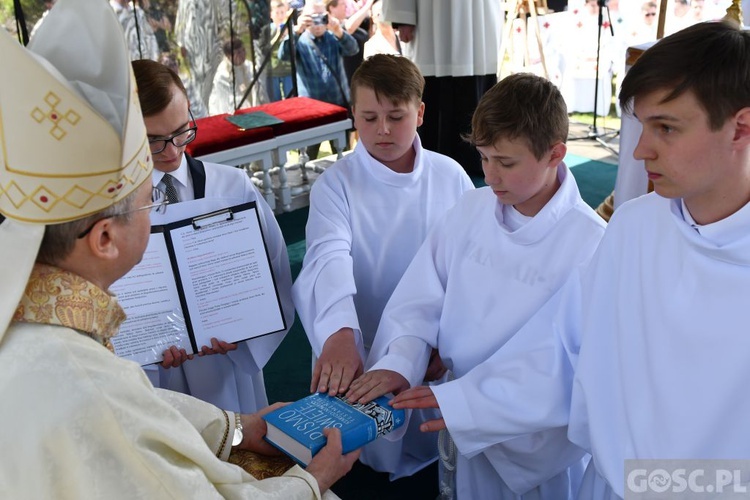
[222,37,244,57]
[620,21,750,131]
[132,59,187,117]
[350,54,424,108]
[466,73,568,160]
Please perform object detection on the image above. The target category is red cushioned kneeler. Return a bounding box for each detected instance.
[186,97,348,158]
[255,97,348,135]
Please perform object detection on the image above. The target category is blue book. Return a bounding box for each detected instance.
[262,393,406,466]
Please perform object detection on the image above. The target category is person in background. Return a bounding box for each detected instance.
[666,0,693,34]
[142,0,172,54]
[278,0,358,159]
[363,0,400,58]
[380,0,501,176]
[118,0,160,61]
[689,0,707,23]
[209,37,268,115]
[159,52,209,118]
[627,1,659,45]
[326,0,376,86]
[174,0,227,114]
[267,0,295,102]
[0,0,356,496]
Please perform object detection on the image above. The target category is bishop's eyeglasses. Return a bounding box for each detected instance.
[77,186,169,239]
[148,109,198,154]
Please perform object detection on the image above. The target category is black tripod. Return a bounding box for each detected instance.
[569,0,619,156]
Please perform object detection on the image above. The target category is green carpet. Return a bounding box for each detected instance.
[566,154,618,210]
[264,154,617,404]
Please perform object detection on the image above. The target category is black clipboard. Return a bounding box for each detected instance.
[110,201,287,366]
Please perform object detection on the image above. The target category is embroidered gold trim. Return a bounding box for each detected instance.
[217,410,231,458]
[13,263,126,351]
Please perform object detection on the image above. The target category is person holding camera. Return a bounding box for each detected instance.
[278,0,358,159]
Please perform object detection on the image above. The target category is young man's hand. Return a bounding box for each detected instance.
[390,385,446,432]
[161,345,193,368]
[198,338,238,356]
[160,338,237,368]
[311,328,363,395]
[305,428,360,492]
[345,369,409,404]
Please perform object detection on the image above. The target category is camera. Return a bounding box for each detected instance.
[311,13,328,26]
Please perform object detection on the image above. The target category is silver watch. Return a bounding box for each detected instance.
[232,413,244,447]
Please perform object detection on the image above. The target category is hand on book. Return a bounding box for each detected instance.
[390,386,446,432]
[345,369,409,404]
[312,328,363,396]
[305,427,360,493]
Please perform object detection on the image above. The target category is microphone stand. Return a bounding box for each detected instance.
[569,0,619,156]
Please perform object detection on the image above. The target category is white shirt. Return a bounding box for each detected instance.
[380,0,501,77]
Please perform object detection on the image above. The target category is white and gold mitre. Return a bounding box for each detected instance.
[0,0,153,224]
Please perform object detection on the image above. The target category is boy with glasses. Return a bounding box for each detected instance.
[132,59,295,415]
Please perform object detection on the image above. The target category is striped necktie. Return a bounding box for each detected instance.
[161,174,180,204]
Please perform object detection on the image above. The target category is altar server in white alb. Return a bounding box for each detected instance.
[348,73,605,499]
[292,54,474,485]
[132,59,294,414]
[0,0,356,496]
[390,21,750,499]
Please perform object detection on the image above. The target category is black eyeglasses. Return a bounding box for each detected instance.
[76,187,169,239]
[148,109,198,154]
[645,12,656,16]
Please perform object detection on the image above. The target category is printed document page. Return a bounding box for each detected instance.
[169,206,285,348]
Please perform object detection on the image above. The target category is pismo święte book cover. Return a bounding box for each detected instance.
[263,393,405,466]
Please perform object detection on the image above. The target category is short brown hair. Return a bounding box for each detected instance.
[350,54,424,108]
[131,59,186,117]
[222,37,244,57]
[620,21,750,131]
[466,73,568,160]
